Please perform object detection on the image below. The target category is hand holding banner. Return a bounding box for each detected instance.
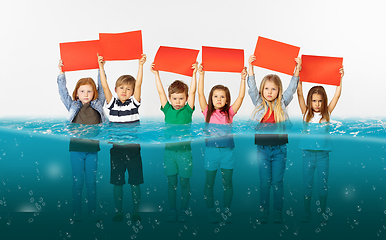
[59,40,100,72]
[253,36,300,75]
[153,46,199,76]
[300,55,343,86]
[202,46,244,73]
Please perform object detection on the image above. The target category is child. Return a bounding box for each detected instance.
[98,53,147,222]
[57,58,106,222]
[197,64,247,223]
[150,61,197,223]
[297,67,344,223]
[247,55,301,223]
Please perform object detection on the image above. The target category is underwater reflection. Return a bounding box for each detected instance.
[203,123,235,223]
[67,124,101,222]
[162,123,193,223]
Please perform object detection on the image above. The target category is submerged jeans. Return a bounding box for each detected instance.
[302,150,329,197]
[256,144,287,211]
[70,151,98,214]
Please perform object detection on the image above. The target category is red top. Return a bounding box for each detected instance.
[261,108,275,123]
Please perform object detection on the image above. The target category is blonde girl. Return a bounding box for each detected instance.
[57,59,106,222]
[247,55,301,224]
[198,64,247,223]
[297,67,344,223]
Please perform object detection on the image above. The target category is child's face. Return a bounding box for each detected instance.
[77,84,94,105]
[311,93,323,112]
[169,92,187,110]
[115,84,134,103]
[263,81,279,102]
[212,89,227,110]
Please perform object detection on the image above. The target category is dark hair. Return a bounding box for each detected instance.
[115,75,136,91]
[168,80,189,97]
[72,78,98,101]
[305,86,329,122]
[206,85,231,123]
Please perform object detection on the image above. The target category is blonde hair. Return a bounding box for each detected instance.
[115,75,136,90]
[251,74,287,123]
[72,78,98,101]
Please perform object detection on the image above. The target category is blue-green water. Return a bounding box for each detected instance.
[1,118,386,240]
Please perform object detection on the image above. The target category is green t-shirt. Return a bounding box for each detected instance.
[161,102,194,124]
[161,102,194,151]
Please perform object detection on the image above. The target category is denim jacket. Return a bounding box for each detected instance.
[57,70,107,123]
[247,75,299,122]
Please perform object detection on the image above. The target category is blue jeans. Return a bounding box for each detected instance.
[302,150,329,197]
[256,145,287,211]
[70,151,98,214]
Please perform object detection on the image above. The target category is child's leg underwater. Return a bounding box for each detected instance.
[204,170,217,208]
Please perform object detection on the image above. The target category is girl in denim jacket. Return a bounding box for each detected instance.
[247,55,301,223]
[57,59,106,222]
[296,67,344,223]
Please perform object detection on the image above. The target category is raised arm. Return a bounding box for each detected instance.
[197,63,208,112]
[328,67,344,113]
[293,57,302,78]
[97,54,113,104]
[57,60,72,111]
[134,54,147,103]
[248,55,255,77]
[187,62,198,109]
[282,57,302,106]
[247,55,260,106]
[297,81,307,114]
[151,62,168,108]
[232,67,247,113]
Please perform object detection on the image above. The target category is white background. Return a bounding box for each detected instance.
[1,0,384,120]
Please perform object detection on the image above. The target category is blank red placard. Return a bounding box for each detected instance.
[99,30,143,61]
[60,40,100,72]
[153,46,199,76]
[300,55,343,86]
[202,46,244,73]
[253,36,300,75]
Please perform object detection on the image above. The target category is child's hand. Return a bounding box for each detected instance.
[150,62,159,75]
[139,54,147,66]
[192,62,198,74]
[295,57,302,71]
[339,67,344,78]
[198,63,205,75]
[241,67,247,80]
[97,54,105,67]
[248,55,256,66]
[58,60,64,74]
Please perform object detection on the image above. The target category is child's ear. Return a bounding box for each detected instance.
[114,87,117,93]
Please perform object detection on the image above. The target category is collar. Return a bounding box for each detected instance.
[116,98,132,107]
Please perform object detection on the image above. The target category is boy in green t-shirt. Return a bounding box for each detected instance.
[151,62,197,223]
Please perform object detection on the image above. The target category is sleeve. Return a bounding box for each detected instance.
[247,75,261,107]
[105,96,115,108]
[161,101,171,114]
[282,75,299,107]
[97,70,106,104]
[229,105,236,117]
[57,74,73,111]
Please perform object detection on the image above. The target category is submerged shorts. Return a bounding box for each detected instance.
[110,144,144,185]
[204,147,235,171]
[163,149,193,178]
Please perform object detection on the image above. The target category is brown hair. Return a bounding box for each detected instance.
[206,85,231,123]
[305,86,329,123]
[115,75,136,91]
[72,78,98,101]
[168,80,189,97]
[251,74,286,123]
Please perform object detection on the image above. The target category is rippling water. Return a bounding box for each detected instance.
[1,118,386,240]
